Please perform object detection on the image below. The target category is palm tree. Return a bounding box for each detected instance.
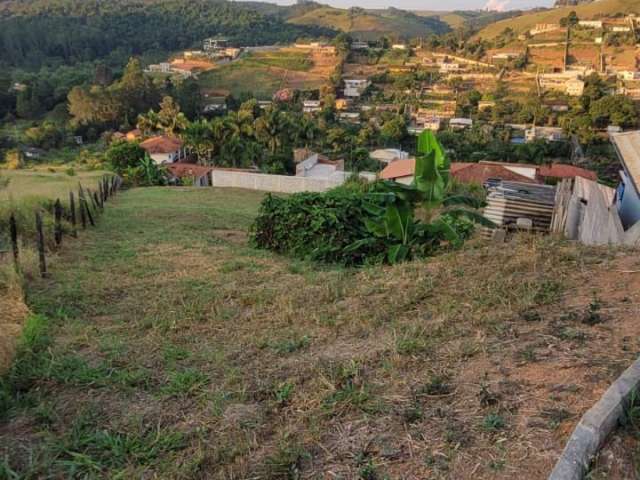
[296,115,318,148]
[181,119,215,165]
[136,110,158,136]
[254,107,289,155]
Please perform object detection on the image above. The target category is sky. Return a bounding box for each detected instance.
[242,0,554,11]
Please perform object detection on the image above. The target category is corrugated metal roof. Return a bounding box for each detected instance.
[611,131,640,192]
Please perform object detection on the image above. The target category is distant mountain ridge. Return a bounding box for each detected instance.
[554,0,595,6]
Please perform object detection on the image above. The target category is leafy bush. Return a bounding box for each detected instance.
[106,141,146,174]
[251,131,492,266]
[251,191,388,265]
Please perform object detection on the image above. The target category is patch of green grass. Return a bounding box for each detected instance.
[163,369,209,397]
[532,279,564,305]
[162,343,191,365]
[395,325,435,356]
[263,439,308,480]
[269,335,310,355]
[274,382,295,405]
[51,409,187,478]
[482,412,507,432]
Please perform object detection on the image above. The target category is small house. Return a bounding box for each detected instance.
[478,101,496,111]
[338,112,361,124]
[166,163,213,187]
[303,100,322,113]
[140,136,185,165]
[449,118,473,130]
[370,149,409,165]
[379,160,541,186]
[351,41,369,50]
[295,151,345,181]
[525,126,566,143]
[566,78,585,97]
[343,78,371,98]
[578,20,603,29]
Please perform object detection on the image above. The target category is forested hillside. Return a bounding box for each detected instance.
[0,0,335,70]
[287,5,450,40]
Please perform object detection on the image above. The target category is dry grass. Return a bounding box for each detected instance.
[475,0,640,40]
[0,264,29,374]
[1,187,639,478]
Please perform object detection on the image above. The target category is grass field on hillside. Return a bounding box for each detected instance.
[475,0,640,40]
[199,50,325,98]
[1,187,640,479]
[243,50,313,71]
[0,168,108,204]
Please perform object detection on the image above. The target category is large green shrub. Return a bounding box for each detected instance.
[251,191,388,265]
[251,131,492,266]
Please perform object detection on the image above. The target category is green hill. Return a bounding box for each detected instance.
[476,0,640,39]
[414,9,524,30]
[287,5,451,40]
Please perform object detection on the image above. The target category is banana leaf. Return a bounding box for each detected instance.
[387,244,410,264]
[415,151,446,210]
[383,202,413,242]
[416,130,450,180]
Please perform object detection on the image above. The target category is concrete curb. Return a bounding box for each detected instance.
[548,356,640,480]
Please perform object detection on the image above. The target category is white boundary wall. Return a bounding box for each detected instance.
[210,170,344,193]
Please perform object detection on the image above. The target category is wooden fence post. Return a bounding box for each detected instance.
[103,177,109,201]
[89,190,99,212]
[9,213,19,272]
[79,189,87,229]
[79,186,95,227]
[35,211,47,278]
[54,199,63,245]
[98,182,104,207]
[89,189,97,211]
[85,196,95,227]
[69,191,78,237]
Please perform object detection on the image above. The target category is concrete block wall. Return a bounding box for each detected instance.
[210,170,344,193]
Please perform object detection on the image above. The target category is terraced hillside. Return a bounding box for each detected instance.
[476,0,640,40]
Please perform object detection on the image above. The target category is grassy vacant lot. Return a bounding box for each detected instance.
[0,168,108,204]
[199,49,326,99]
[1,187,640,479]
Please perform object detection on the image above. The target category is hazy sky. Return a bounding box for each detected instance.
[243,0,554,10]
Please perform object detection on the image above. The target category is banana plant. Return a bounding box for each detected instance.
[359,131,494,264]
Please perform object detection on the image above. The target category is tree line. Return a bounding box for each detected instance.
[0,0,335,70]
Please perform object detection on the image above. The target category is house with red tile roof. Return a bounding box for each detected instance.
[379,160,542,186]
[166,163,213,187]
[380,159,597,187]
[140,135,185,165]
[538,164,598,182]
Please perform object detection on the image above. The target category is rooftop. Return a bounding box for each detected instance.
[167,162,213,178]
[611,131,640,192]
[140,136,183,154]
[539,164,597,181]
